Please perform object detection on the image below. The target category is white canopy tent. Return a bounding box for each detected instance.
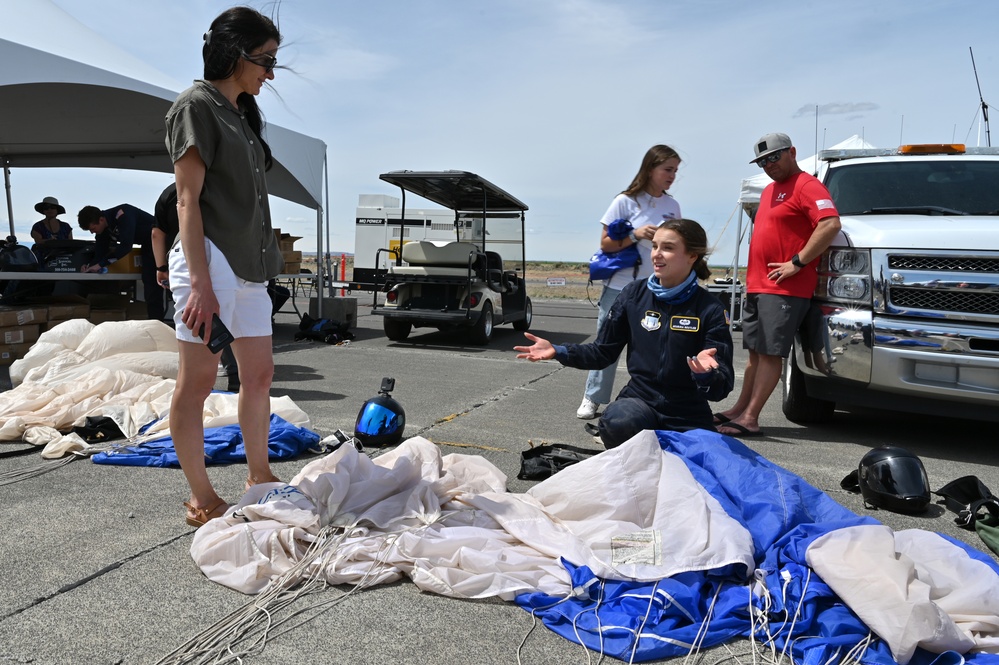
[0,0,330,302]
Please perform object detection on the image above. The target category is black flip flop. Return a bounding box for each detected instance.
[718,422,765,438]
[712,412,731,425]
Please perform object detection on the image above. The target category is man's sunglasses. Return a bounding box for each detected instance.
[242,52,277,74]
[755,149,787,168]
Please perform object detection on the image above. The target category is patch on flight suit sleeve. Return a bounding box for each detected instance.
[669,315,700,332]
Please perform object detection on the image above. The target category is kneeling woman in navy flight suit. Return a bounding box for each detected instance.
[515,218,734,448]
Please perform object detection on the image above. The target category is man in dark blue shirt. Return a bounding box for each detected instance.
[77,203,161,320]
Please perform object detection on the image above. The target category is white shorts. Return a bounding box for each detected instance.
[168,238,272,343]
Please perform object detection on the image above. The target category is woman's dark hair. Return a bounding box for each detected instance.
[659,218,712,280]
[202,6,281,169]
[623,144,681,199]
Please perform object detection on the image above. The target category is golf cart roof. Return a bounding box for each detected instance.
[378,170,528,212]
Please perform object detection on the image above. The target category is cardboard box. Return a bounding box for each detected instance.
[125,301,148,320]
[89,309,126,324]
[283,262,302,274]
[282,250,302,263]
[0,343,33,366]
[87,294,130,310]
[0,305,47,327]
[24,295,90,321]
[107,248,142,274]
[0,324,41,345]
[273,228,302,252]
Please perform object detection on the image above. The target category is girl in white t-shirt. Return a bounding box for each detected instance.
[577,144,682,420]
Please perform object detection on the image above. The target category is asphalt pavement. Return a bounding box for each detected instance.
[1,297,997,664]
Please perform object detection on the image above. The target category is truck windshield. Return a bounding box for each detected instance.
[824,160,999,216]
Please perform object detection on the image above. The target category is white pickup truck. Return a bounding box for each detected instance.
[781,144,999,424]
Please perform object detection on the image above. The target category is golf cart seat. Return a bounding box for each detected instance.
[389,241,484,278]
[484,251,519,294]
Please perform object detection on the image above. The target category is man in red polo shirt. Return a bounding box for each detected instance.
[716,133,841,437]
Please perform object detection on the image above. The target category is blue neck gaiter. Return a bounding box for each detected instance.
[647,270,699,304]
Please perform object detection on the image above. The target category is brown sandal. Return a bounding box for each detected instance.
[184,498,229,528]
[245,474,282,492]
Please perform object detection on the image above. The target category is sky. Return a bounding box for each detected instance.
[4,0,997,267]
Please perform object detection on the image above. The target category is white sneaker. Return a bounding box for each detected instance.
[576,397,599,419]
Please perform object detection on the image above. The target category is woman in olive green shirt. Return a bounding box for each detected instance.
[164,7,285,528]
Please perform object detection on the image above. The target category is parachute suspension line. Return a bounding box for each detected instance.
[154,523,355,665]
[0,454,76,486]
[156,509,461,665]
[516,580,603,665]
[682,581,724,665]
[0,442,121,487]
[776,569,811,665]
[839,632,874,665]
[568,578,607,665]
[627,580,661,665]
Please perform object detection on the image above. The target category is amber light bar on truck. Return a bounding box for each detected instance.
[818,144,999,162]
[897,144,965,155]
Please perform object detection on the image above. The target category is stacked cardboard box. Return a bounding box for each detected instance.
[0,305,47,365]
[107,248,143,274]
[273,228,303,274]
[87,294,129,323]
[20,296,89,332]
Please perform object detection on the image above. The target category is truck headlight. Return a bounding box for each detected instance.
[828,275,869,299]
[817,249,871,304]
[828,249,868,273]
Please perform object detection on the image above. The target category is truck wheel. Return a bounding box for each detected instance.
[782,349,835,424]
[470,301,493,345]
[513,297,533,331]
[384,319,411,341]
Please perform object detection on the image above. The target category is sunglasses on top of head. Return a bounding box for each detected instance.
[755,149,788,168]
[242,51,277,74]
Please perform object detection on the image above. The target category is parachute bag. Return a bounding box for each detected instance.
[518,443,598,481]
[934,475,999,555]
[294,312,355,344]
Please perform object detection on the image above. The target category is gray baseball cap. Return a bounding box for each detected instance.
[751,132,793,162]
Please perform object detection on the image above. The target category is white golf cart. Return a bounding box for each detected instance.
[370,171,532,344]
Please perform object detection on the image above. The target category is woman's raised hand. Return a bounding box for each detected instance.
[514,332,556,362]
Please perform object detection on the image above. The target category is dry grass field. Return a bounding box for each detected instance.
[303,255,740,301]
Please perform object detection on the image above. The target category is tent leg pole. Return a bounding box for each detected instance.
[3,158,14,238]
[730,208,745,328]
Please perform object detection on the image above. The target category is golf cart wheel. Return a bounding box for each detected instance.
[384,319,412,341]
[513,297,532,331]
[470,301,494,345]
[782,345,835,424]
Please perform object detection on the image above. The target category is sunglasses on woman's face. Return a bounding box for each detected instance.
[755,149,787,168]
[242,52,277,74]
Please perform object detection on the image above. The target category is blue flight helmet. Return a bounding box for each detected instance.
[354,377,406,447]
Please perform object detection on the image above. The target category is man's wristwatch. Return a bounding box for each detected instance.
[791,254,806,268]
[628,230,638,244]
[156,265,168,272]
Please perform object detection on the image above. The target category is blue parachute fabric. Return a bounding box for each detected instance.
[516,429,999,664]
[90,414,319,468]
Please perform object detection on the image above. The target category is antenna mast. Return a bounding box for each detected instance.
[970,47,991,147]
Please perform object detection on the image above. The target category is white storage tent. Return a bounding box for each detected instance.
[0,0,329,298]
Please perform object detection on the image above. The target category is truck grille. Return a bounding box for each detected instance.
[890,287,999,315]
[888,256,999,272]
